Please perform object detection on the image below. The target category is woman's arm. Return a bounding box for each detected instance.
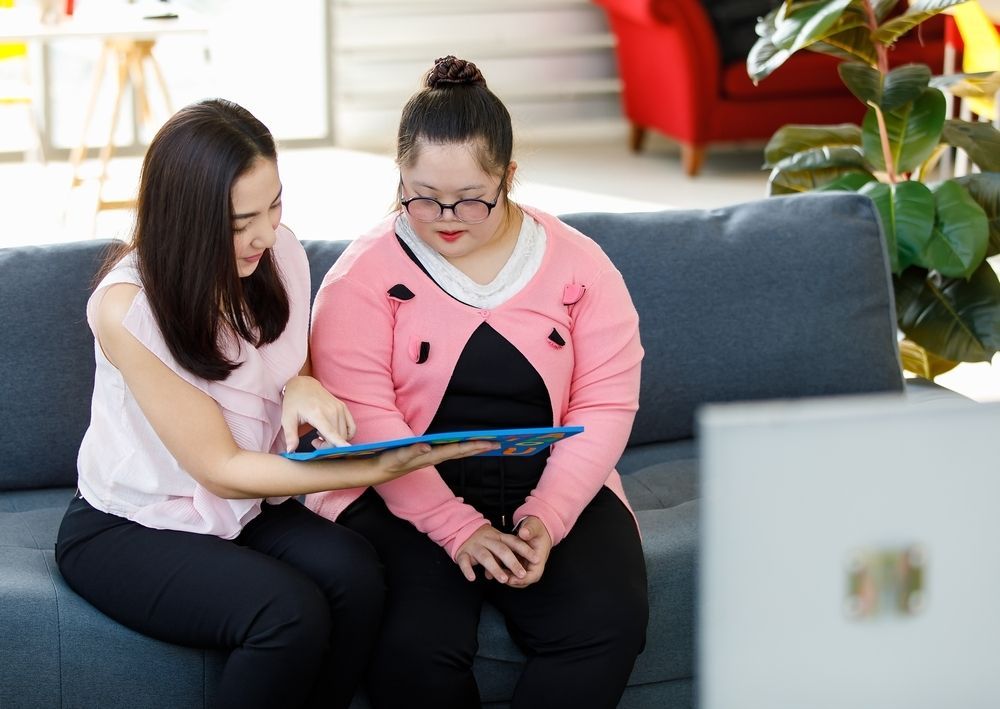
[96,283,493,499]
[514,266,643,546]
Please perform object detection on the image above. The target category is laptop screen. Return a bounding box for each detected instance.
[697,393,1000,709]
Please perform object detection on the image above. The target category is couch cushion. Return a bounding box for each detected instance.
[619,439,698,474]
[1,485,690,706]
[301,240,352,304]
[0,241,116,492]
[562,192,905,446]
[622,458,699,512]
[0,487,228,708]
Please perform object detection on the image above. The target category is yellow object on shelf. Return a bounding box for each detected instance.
[952,0,1000,120]
[0,0,43,158]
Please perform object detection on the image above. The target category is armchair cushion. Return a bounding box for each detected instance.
[701,0,781,63]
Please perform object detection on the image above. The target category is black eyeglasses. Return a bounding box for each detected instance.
[400,183,504,224]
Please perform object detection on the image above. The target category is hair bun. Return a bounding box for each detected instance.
[425,56,486,89]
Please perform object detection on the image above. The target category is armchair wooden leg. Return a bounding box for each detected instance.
[629,124,646,153]
[682,144,705,177]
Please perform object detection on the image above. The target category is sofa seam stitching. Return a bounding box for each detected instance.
[35,541,65,708]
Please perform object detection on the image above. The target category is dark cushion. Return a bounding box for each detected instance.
[562,192,905,446]
[301,240,352,304]
[0,241,116,492]
[701,0,781,63]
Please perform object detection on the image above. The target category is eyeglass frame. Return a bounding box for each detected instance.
[399,182,505,224]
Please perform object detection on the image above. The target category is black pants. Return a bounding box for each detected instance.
[56,495,384,709]
[338,486,649,709]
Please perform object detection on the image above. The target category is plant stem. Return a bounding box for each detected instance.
[869,101,898,183]
[861,0,896,181]
[861,0,889,75]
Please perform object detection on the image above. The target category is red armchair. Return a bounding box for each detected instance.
[592,0,946,176]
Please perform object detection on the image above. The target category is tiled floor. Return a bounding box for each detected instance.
[3,136,998,401]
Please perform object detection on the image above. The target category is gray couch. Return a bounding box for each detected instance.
[1,192,924,708]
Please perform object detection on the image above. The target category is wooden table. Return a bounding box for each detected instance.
[0,6,208,212]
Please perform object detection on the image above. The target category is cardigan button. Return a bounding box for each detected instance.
[479,309,490,320]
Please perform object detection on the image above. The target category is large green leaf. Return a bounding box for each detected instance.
[956,173,1000,256]
[817,172,877,191]
[810,29,878,66]
[767,166,873,195]
[764,123,863,166]
[839,63,931,111]
[773,145,869,171]
[771,0,855,52]
[839,63,882,104]
[749,1,862,80]
[862,88,946,174]
[873,0,968,45]
[894,262,1000,362]
[940,120,1000,172]
[881,64,932,111]
[919,180,990,278]
[749,5,794,81]
[747,37,793,83]
[804,9,874,62]
[860,180,935,273]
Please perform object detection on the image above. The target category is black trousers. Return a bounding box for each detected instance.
[338,486,649,709]
[56,495,384,709]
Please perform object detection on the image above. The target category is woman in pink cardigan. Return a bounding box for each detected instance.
[307,57,649,708]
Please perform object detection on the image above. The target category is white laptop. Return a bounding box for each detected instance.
[698,393,1000,709]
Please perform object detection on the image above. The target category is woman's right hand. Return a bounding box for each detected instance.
[369,440,499,484]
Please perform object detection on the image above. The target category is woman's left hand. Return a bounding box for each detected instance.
[280,375,356,452]
[503,516,552,588]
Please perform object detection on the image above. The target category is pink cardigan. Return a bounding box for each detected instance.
[305,206,643,560]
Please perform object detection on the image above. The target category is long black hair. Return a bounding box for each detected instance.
[108,98,290,381]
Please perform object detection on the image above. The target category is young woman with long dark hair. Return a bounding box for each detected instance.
[55,98,493,709]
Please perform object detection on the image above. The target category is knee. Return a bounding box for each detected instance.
[566,583,649,654]
[326,532,385,617]
[245,573,331,654]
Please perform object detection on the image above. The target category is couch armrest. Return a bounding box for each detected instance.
[904,376,976,405]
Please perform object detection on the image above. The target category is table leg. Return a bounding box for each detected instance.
[69,41,110,187]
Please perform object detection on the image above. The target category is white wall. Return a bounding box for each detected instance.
[330,0,624,150]
[0,0,623,156]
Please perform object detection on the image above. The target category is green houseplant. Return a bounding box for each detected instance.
[748,0,1000,378]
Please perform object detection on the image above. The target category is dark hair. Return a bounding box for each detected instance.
[397,56,514,184]
[107,98,289,381]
